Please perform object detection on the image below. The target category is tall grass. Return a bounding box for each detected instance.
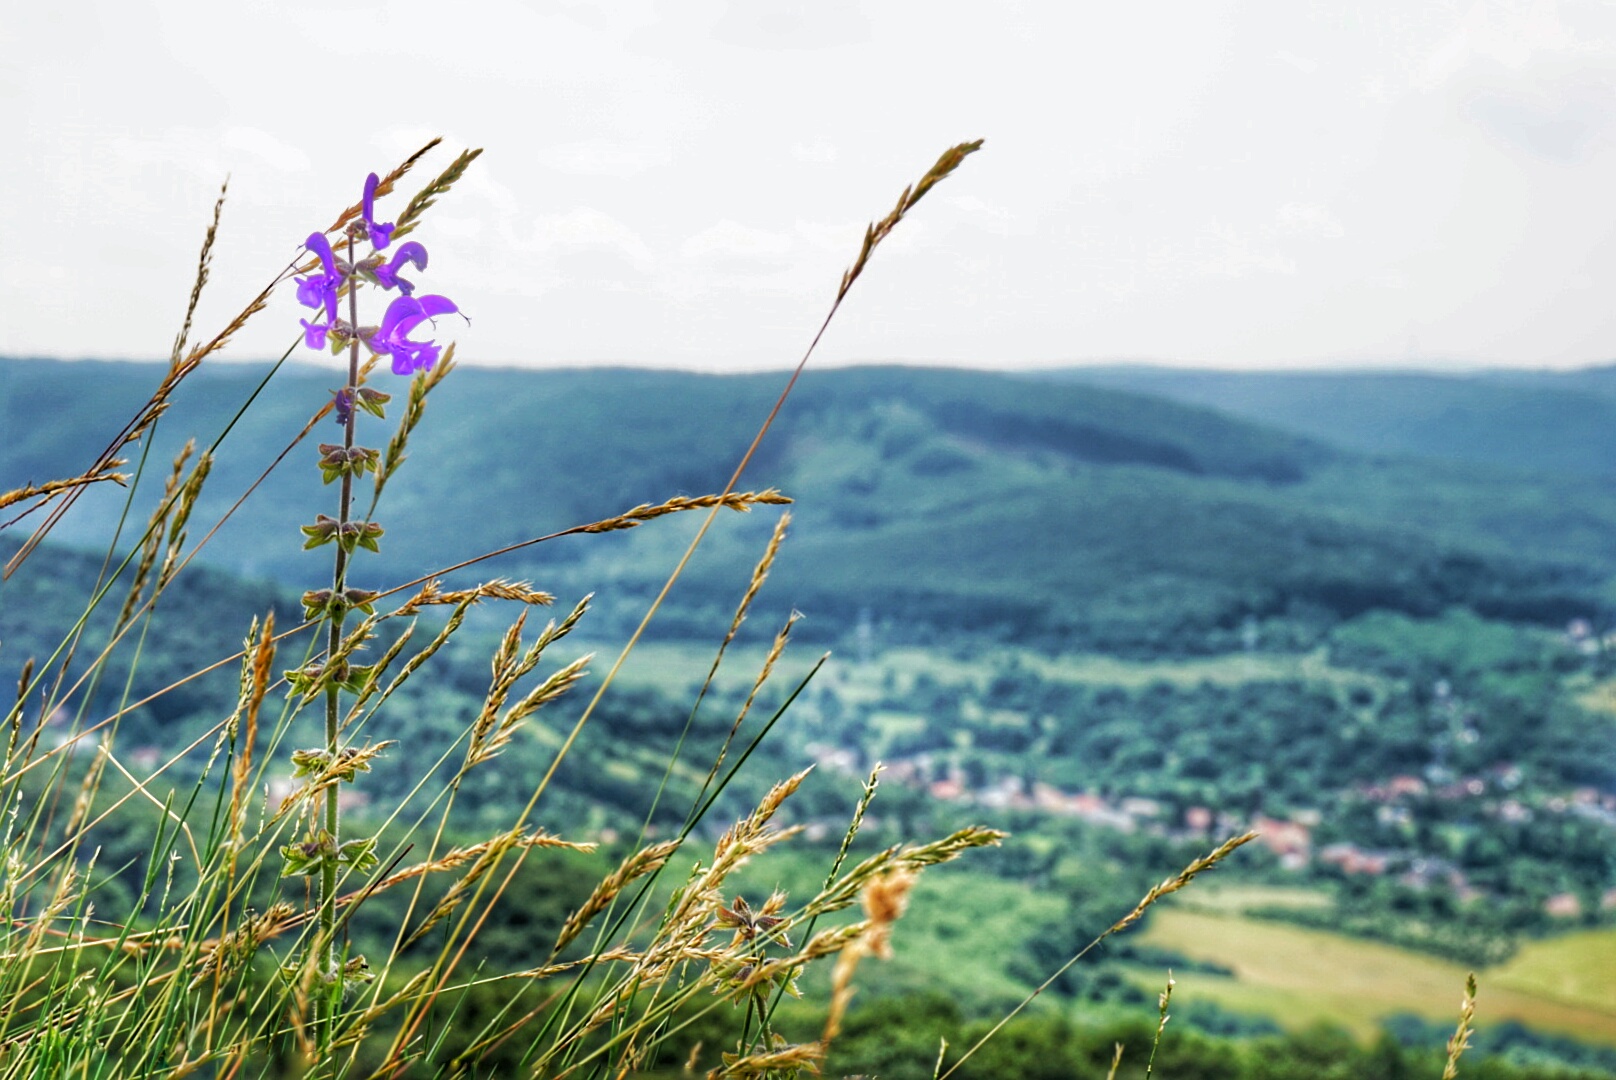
[0,137,1275,1079]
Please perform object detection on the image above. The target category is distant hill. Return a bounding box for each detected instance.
[1048,365,1616,477]
[0,533,302,743]
[1,358,1609,655]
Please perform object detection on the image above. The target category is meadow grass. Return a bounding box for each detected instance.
[0,137,1052,1078]
[0,133,1497,1080]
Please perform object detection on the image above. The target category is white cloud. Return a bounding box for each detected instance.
[1274,202,1344,240]
[943,194,1016,235]
[681,219,796,263]
[1273,50,1319,75]
[222,127,310,173]
[531,207,656,272]
[790,140,838,164]
[1195,220,1297,279]
[538,140,671,178]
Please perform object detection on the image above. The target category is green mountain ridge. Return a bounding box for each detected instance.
[1,357,1608,655]
[1048,364,1616,477]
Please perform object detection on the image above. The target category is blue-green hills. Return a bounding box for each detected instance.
[2,357,1611,656]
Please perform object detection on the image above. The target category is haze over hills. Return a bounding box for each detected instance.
[1050,364,1616,478]
[2,356,1611,655]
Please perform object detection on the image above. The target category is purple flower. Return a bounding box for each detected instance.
[295,231,342,329]
[301,318,331,350]
[363,173,395,251]
[372,241,428,295]
[371,294,459,375]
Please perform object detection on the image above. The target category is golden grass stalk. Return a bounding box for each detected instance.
[471,653,592,768]
[328,970,435,1052]
[155,450,213,592]
[0,174,222,566]
[342,625,413,724]
[804,826,1006,921]
[463,612,547,768]
[187,902,299,991]
[169,179,226,368]
[396,578,556,614]
[938,831,1255,1080]
[393,148,484,239]
[400,826,530,950]
[113,442,193,631]
[228,612,273,840]
[1108,831,1256,937]
[721,512,791,651]
[835,140,984,305]
[1104,1042,1125,1080]
[375,346,456,500]
[277,741,397,817]
[0,470,129,516]
[822,866,916,1044]
[696,610,801,798]
[1442,973,1479,1080]
[1144,971,1175,1080]
[580,491,793,534]
[710,1038,823,1078]
[680,512,794,755]
[554,838,684,957]
[371,598,475,702]
[342,829,594,908]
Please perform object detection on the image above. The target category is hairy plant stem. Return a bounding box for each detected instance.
[316,228,363,1051]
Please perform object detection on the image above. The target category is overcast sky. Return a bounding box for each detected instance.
[7,0,1616,372]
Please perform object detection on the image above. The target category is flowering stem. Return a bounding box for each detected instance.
[317,229,362,1048]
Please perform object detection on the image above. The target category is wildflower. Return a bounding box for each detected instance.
[295,231,342,326]
[370,294,459,375]
[295,174,459,374]
[370,241,428,295]
[301,318,332,351]
[362,173,395,250]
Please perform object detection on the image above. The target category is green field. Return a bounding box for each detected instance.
[1136,909,1616,1045]
[1493,928,1616,1013]
[579,639,1388,699]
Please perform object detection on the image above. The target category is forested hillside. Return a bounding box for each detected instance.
[4,358,1610,655]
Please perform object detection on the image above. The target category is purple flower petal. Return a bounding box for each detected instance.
[417,294,458,318]
[296,232,341,322]
[363,173,395,251]
[296,277,330,311]
[372,293,459,375]
[301,318,330,350]
[305,232,336,276]
[378,295,422,338]
[373,241,428,294]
